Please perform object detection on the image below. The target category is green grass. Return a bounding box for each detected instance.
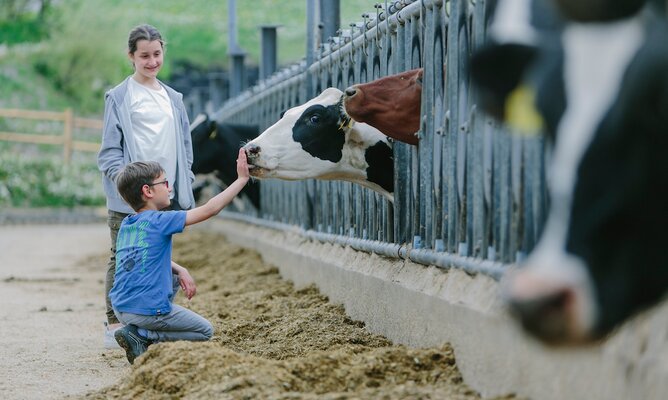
[0,54,74,111]
[0,146,104,208]
[0,15,49,44]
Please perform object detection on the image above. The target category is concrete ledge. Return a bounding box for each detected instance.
[203,217,668,400]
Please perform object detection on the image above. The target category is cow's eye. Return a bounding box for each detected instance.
[309,114,320,124]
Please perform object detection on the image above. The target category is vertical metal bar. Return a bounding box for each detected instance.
[409,12,421,246]
[306,0,317,98]
[320,0,341,42]
[420,1,434,248]
[228,0,239,53]
[230,52,246,97]
[260,25,280,80]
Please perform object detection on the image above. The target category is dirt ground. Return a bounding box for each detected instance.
[0,223,518,399]
[0,224,128,400]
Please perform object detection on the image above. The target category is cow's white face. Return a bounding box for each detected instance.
[244,88,394,200]
[246,90,341,179]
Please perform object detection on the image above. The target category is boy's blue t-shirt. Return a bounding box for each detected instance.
[109,210,187,315]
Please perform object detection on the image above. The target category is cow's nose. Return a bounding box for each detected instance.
[245,143,261,158]
[507,288,574,344]
[344,86,357,97]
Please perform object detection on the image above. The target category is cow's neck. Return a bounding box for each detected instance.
[349,122,394,201]
[316,122,394,202]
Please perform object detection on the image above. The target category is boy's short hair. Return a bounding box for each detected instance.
[116,161,164,211]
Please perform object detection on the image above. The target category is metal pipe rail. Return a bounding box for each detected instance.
[219,210,506,280]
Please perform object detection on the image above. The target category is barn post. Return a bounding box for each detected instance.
[207,71,225,110]
[319,0,340,42]
[260,25,280,80]
[229,51,247,97]
[305,0,317,98]
[228,0,246,97]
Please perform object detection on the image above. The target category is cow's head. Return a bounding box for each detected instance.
[343,68,423,146]
[243,88,394,201]
[190,113,219,175]
[190,113,261,208]
[499,0,668,345]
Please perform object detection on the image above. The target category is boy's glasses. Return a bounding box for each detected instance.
[147,179,169,189]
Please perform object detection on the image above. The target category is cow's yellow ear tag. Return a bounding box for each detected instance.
[339,118,353,130]
[505,85,543,136]
[208,128,218,140]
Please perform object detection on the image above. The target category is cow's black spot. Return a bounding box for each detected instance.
[365,141,394,193]
[292,104,345,163]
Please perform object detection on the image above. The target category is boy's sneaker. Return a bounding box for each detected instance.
[104,322,122,350]
[114,324,151,364]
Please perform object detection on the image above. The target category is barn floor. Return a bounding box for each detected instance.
[84,229,518,399]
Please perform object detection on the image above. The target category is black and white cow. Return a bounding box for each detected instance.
[242,88,395,201]
[477,0,668,344]
[190,113,261,209]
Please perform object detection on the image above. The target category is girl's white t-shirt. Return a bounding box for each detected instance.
[128,78,178,199]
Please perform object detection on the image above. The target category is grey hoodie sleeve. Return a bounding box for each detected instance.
[177,96,195,183]
[97,92,125,182]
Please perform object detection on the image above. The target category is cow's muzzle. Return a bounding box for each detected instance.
[243,143,268,176]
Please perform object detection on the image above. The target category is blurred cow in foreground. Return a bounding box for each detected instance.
[472,0,668,344]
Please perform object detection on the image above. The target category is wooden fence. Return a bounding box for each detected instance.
[0,108,102,164]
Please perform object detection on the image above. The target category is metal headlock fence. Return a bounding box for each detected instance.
[211,0,549,280]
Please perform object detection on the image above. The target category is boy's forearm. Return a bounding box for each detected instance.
[204,177,249,214]
[185,177,249,225]
[171,261,185,274]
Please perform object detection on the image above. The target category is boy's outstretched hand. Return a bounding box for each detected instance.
[184,148,250,227]
[237,148,250,180]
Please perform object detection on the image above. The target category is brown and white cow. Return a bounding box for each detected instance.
[343,68,423,145]
[243,88,395,201]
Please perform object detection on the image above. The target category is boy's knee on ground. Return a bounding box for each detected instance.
[202,320,214,340]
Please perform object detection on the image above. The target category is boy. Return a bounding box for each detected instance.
[110,148,249,364]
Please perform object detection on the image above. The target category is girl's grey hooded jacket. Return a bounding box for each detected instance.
[97,76,195,214]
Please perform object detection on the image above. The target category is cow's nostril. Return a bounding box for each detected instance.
[344,87,357,97]
[245,143,261,157]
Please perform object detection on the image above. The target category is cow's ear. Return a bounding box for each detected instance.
[208,121,218,139]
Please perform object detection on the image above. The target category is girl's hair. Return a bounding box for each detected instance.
[116,161,164,211]
[127,24,165,54]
